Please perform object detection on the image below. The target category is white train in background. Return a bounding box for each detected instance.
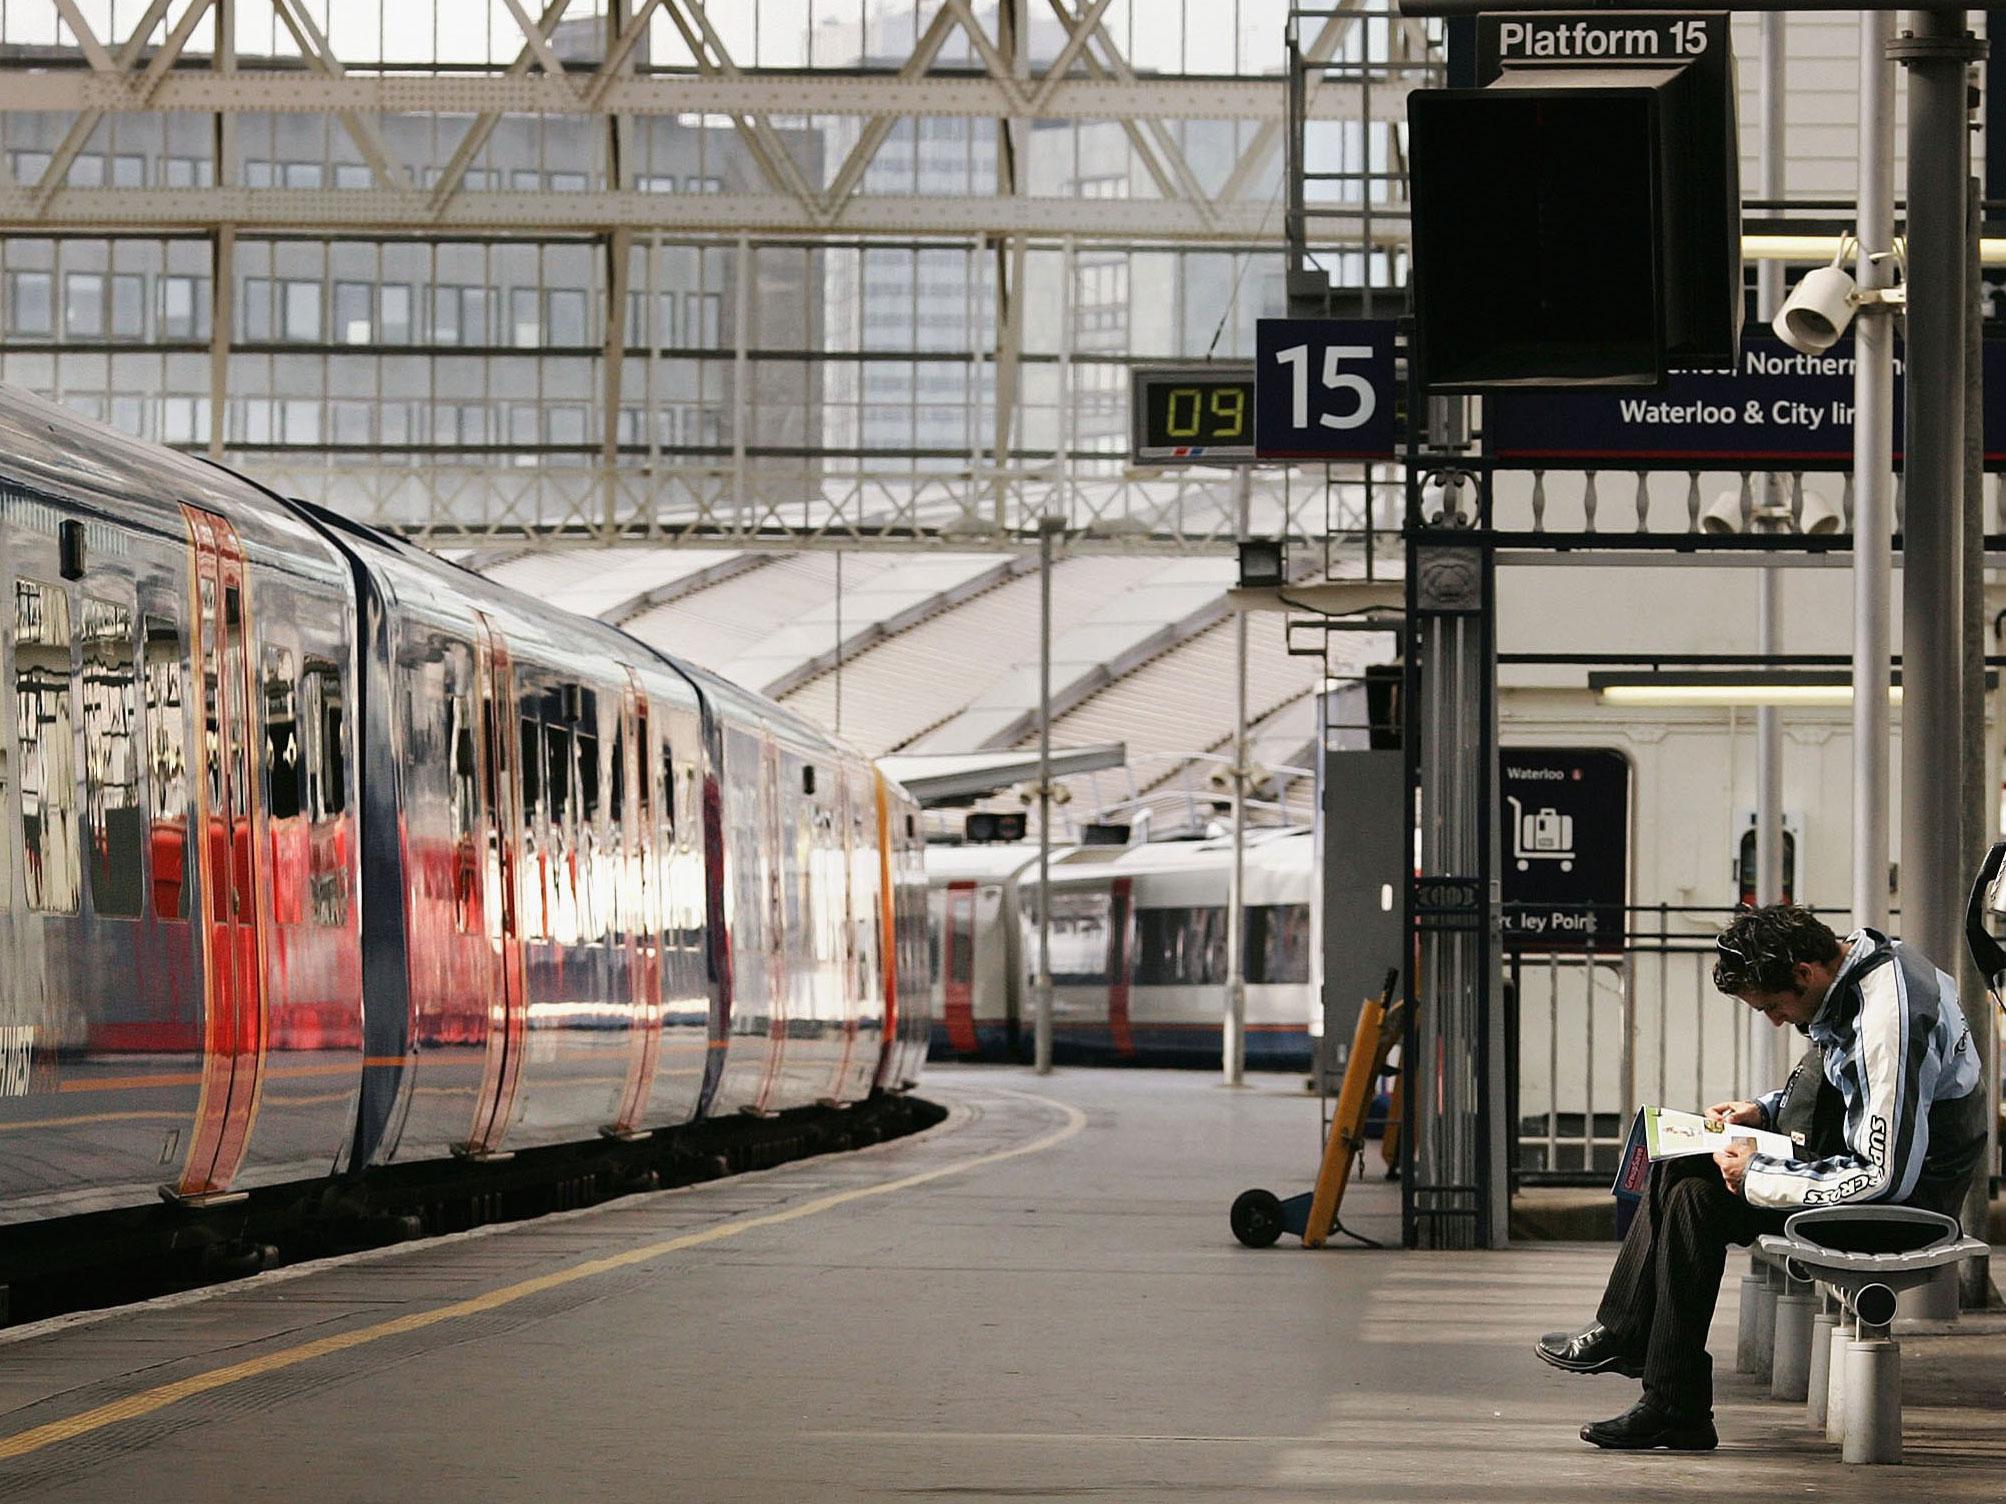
[924,830,1318,1068]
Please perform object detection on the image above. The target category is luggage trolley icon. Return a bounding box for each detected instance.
[1507,795,1574,873]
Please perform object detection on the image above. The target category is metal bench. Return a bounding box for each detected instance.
[1756,1205,1987,1463]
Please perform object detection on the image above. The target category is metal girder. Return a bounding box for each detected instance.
[0,185,1408,239]
[0,69,1409,124]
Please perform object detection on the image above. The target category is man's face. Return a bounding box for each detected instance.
[1734,960,1835,1030]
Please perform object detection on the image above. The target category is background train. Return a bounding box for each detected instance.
[925,828,1317,1069]
[0,383,931,1234]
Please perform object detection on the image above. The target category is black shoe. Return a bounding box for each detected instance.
[1536,1324,1644,1378]
[1580,1399,1718,1452]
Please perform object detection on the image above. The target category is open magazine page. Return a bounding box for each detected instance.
[1642,1106,1795,1162]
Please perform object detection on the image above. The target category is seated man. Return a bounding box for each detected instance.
[1536,904,1986,1451]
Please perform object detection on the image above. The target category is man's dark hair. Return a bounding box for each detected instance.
[1712,905,1841,996]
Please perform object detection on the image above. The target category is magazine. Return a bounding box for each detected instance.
[1641,1105,1796,1163]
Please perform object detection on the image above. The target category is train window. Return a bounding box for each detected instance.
[16,579,80,913]
[1030,891,1111,985]
[1244,904,1312,986]
[142,610,190,920]
[576,710,604,944]
[300,659,348,926]
[608,717,625,827]
[1134,906,1228,988]
[82,596,145,918]
[448,686,479,935]
[263,647,302,822]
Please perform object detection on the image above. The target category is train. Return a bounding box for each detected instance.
[0,382,931,1234]
[925,828,1318,1068]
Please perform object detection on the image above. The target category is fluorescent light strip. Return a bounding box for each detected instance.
[1597,684,1901,707]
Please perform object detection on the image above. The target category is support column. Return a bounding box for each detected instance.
[1034,514,1062,1076]
[1753,10,1785,1092]
[1225,469,1252,1087]
[1854,10,1896,933]
[1892,10,1981,970]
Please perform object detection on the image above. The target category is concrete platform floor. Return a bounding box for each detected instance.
[0,1064,2002,1502]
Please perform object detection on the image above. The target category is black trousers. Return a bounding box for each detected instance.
[1594,1157,1790,1416]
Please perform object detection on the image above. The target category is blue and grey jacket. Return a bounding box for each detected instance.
[1746,928,1980,1210]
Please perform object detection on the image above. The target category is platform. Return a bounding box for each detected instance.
[0,1065,2000,1502]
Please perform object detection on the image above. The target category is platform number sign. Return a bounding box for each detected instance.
[1254,318,1398,461]
[1130,364,1257,465]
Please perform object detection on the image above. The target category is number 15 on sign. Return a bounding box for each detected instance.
[1254,318,1398,461]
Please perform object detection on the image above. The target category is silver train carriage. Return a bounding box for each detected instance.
[0,383,929,1227]
[926,829,1316,1068]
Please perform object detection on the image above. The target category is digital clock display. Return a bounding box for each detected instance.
[1130,365,1257,465]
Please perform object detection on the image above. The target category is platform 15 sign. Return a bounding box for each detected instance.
[1254,319,1398,461]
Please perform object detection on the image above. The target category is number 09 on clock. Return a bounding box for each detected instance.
[1129,364,1257,465]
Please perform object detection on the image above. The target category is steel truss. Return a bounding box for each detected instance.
[1,0,1437,552]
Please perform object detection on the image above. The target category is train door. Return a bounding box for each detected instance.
[942,881,978,1053]
[176,505,267,1199]
[608,670,663,1136]
[465,612,525,1156]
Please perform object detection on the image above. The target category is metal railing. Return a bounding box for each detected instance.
[1506,903,1864,1187]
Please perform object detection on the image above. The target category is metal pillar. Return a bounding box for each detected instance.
[1034,514,1062,1076]
[1854,10,1896,933]
[1960,175,1996,1306]
[1225,469,1252,1087]
[1892,10,1980,970]
[1753,10,1786,1090]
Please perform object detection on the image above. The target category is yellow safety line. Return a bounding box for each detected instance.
[0,1089,1086,1465]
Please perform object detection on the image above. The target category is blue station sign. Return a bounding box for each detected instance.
[1253,318,1399,461]
[1489,336,2006,470]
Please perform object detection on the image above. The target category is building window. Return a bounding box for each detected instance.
[160,275,209,339]
[432,285,489,344]
[549,170,587,192]
[81,595,144,918]
[67,155,104,187]
[685,291,722,347]
[510,169,541,190]
[110,273,144,339]
[281,161,323,189]
[333,162,372,189]
[111,154,145,187]
[7,271,52,337]
[546,289,587,345]
[381,283,412,343]
[510,287,540,346]
[9,150,50,184]
[109,396,144,436]
[334,281,372,343]
[244,160,274,189]
[686,175,722,194]
[242,276,273,341]
[330,400,371,445]
[16,578,80,914]
[142,610,190,920]
[283,279,322,342]
[162,155,214,188]
[64,272,104,338]
[161,396,209,445]
[547,405,587,447]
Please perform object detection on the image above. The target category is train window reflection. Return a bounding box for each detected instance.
[82,595,144,917]
[300,658,348,925]
[1025,891,1110,985]
[142,610,190,920]
[16,578,80,913]
[263,647,301,822]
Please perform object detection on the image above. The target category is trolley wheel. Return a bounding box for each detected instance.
[1230,1188,1287,1248]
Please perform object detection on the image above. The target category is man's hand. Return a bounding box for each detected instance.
[1704,1099,1766,1129]
[1714,1138,1756,1195]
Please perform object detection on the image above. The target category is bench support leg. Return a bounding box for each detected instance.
[1736,1260,1767,1374]
[1806,1307,1838,1429]
[1824,1321,1851,1445]
[1771,1286,1816,1401]
[1841,1334,1902,1464]
[1751,1266,1780,1383]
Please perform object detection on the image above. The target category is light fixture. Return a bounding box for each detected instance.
[1799,487,1844,535]
[1772,235,1906,356]
[1590,670,1899,707]
[1699,488,1744,534]
[1237,538,1286,588]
